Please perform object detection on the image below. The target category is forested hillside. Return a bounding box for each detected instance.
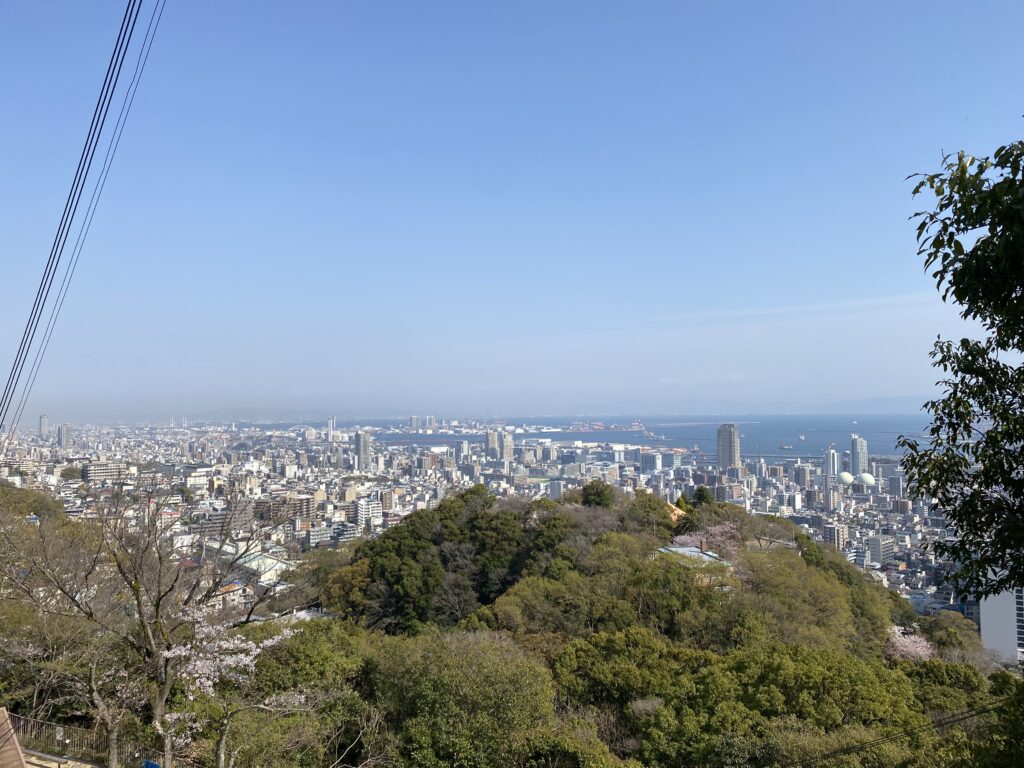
[1,481,1021,767]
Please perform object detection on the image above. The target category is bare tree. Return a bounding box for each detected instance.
[0,481,294,768]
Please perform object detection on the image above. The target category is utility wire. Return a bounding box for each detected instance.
[0,0,138,426]
[781,697,1008,768]
[0,0,138,423]
[0,0,143,441]
[2,0,167,454]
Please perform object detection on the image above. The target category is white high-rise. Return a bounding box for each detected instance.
[851,434,868,476]
[824,447,839,477]
[980,588,1024,664]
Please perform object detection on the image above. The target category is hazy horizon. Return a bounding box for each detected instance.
[3,1,1019,423]
[32,402,932,428]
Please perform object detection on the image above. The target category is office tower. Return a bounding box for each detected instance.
[794,464,812,487]
[354,430,372,471]
[716,423,740,469]
[850,434,868,476]
[486,429,499,459]
[409,416,421,430]
[327,416,335,443]
[56,423,71,449]
[38,414,49,438]
[455,440,470,463]
[426,416,437,429]
[501,431,515,462]
[824,448,839,477]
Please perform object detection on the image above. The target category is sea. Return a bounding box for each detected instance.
[370,414,932,460]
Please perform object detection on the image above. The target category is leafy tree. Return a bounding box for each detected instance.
[581,480,616,508]
[897,658,990,717]
[366,631,557,767]
[211,621,389,768]
[899,141,1024,598]
[59,465,82,481]
[918,610,987,665]
[971,672,1024,768]
[619,491,674,542]
[0,481,63,519]
[324,487,581,632]
[692,486,714,505]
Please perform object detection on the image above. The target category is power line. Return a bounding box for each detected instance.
[781,697,1007,768]
[0,0,147,442]
[0,0,140,427]
[1,0,167,454]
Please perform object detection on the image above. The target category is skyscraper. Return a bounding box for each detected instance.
[501,431,515,462]
[354,430,373,471]
[327,416,335,443]
[716,423,740,469]
[38,414,49,439]
[486,429,499,459]
[824,447,839,477]
[851,434,868,476]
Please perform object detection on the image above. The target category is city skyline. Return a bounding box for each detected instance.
[1,3,1021,764]
[2,2,1020,420]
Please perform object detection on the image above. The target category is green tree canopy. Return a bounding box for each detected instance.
[899,141,1024,597]
[581,480,616,508]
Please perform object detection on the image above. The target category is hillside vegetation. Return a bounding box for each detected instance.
[1,481,1021,767]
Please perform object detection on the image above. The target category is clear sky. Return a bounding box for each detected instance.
[1,1,1021,422]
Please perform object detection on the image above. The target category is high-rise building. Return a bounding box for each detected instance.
[38,414,49,439]
[793,464,813,487]
[354,431,373,471]
[980,588,1024,664]
[640,452,662,473]
[851,434,868,476]
[327,416,335,443]
[486,429,499,459]
[56,423,71,449]
[501,431,515,462]
[409,416,421,430]
[824,447,839,477]
[426,416,437,429]
[716,423,740,469]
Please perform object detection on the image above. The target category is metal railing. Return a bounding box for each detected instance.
[7,713,167,768]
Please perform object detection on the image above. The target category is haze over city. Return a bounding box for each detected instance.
[3,2,1024,767]
[2,1,1020,421]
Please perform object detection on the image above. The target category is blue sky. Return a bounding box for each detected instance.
[1,1,1021,421]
